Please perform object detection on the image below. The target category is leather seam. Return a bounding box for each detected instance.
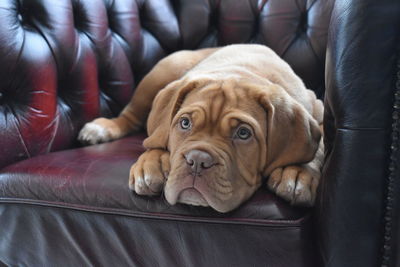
[0,197,307,228]
[381,44,400,267]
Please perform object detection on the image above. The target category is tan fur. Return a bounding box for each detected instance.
[78,44,324,212]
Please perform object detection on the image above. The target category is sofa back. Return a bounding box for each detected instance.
[0,0,333,169]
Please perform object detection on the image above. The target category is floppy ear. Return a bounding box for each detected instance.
[143,79,196,149]
[258,85,321,176]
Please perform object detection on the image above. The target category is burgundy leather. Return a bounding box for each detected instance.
[0,0,339,266]
[0,0,333,169]
[0,134,306,220]
[0,134,315,266]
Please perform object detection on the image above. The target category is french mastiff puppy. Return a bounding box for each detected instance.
[78,44,324,213]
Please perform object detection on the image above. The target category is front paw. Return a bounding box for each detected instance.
[78,118,120,145]
[129,149,170,195]
[267,165,320,207]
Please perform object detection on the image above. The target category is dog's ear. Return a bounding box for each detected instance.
[257,85,321,176]
[143,79,196,149]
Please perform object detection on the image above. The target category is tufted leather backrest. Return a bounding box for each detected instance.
[0,0,333,169]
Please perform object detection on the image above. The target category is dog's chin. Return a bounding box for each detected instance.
[177,188,209,207]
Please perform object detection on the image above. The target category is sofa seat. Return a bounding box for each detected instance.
[0,134,316,266]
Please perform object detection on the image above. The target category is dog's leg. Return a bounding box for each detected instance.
[267,137,324,207]
[129,149,170,195]
[78,48,219,145]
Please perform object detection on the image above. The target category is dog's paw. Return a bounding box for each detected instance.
[78,118,121,145]
[129,149,170,195]
[267,165,320,207]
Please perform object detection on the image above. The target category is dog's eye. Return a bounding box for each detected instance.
[236,127,252,140]
[180,117,192,130]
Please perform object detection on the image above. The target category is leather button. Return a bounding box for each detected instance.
[298,13,308,32]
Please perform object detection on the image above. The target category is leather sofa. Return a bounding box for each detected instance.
[0,0,399,266]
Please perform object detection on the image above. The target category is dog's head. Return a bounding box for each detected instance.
[144,77,321,212]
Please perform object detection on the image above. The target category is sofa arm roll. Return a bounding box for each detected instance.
[317,0,400,266]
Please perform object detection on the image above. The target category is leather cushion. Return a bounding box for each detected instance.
[0,134,316,266]
[0,134,307,220]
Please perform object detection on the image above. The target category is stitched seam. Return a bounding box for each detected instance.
[0,197,307,227]
[381,43,400,267]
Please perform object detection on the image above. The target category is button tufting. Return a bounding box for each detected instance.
[298,13,308,33]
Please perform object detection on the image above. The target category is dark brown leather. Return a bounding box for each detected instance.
[317,0,400,266]
[0,204,315,266]
[4,0,386,266]
[0,135,315,266]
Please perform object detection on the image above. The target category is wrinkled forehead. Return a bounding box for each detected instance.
[181,81,267,129]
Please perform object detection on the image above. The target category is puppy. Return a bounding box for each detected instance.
[78,44,324,213]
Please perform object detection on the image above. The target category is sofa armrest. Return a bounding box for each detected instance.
[317,0,400,266]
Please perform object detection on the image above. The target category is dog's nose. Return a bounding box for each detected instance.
[185,150,215,174]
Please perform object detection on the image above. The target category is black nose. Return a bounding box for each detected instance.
[185,150,215,174]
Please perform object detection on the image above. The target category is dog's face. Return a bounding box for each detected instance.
[144,78,320,212]
[165,84,267,212]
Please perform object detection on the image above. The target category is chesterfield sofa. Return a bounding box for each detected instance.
[0,0,399,266]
